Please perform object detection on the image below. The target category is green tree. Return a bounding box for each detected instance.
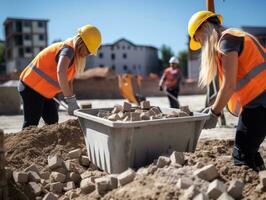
[159,44,174,74]
[177,50,188,78]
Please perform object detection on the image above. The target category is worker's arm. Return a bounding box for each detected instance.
[57,56,73,97]
[159,73,166,87]
[211,52,238,115]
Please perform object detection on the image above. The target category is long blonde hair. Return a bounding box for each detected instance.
[198,22,259,87]
[73,35,87,74]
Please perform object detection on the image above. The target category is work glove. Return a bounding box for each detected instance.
[202,107,219,129]
[64,95,80,115]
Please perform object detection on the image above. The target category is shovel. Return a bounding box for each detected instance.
[53,97,68,110]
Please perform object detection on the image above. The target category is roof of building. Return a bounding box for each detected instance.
[101,38,157,50]
[241,26,266,36]
[4,17,49,25]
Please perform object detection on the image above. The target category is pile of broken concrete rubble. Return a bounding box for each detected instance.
[97,101,193,122]
[8,146,266,200]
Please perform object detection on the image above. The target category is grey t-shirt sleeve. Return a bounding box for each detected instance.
[219,34,244,55]
[55,47,74,67]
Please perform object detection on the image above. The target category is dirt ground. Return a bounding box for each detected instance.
[3,119,266,200]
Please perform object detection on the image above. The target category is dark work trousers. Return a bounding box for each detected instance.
[167,88,180,109]
[19,82,58,129]
[233,106,266,171]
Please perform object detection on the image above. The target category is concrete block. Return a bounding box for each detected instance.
[122,102,131,112]
[147,109,156,116]
[52,167,67,175]
[259,170,266,187]
[150,107,161,115]
[65,160,77,172]
[28,171,41,183]
[97,110,110,118]
[112,104,123,113]
[80,178,95,194]
[156,156,171,168]
[178,111,189,117]
[227,179,244,199]
[50,172,66,183]
[217,193,234,200]
[117,111,125,119]
[24,164,40,174]
[80,156,90,167]
[193,164,219,181]
[108,174,118,189]
[176,177,193,189]
[193,193,209,200]
[50,182,63,194]
[69,172,81,184]
[123,115,130,121]
[181,185,200,200]
[43,192,58,200]
[95,176,111,195]
[63,181,76,192]
[48,155,63,170]
[108,114,120,121]
[140,101,150,110]
[68,149,82,159]
[170,151,185,165]
[117,168,136,186]
[140,113,150,120]
[13,171,28,183]
[207,179,226,199]
[40,171,51,180]
[28,182,42,196]
[80,171,92,180]
[130,112,141,121]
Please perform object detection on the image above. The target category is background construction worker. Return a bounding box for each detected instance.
[188,11,266,171]
[159,56,182,108]
[18,25,102,129]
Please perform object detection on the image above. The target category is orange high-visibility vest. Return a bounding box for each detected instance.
[20,39,76,98]
[217,31,266,116]
[163,67,180,89]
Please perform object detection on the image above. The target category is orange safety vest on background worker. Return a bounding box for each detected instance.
[218,31,266,116]
[163,67,181,89]
[20,39,76,98]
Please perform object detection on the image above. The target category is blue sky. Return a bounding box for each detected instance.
[1,0,266,55]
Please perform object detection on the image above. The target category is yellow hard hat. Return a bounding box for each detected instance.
[188,11,222,51]
[78,25,102,56]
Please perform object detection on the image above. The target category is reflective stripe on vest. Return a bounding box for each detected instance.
[235,37,266,92]
[29,63,61,89]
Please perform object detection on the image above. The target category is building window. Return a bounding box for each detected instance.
[38,21,44,28]
[24,34,31,40]
[127,46,131,49]
[112,65,116,70]
[99,52,103,58]
[111,53,115,60]
[116,45,120,49]
[39,34,45,41]
[24,21,31,27]
[25,47,32,53]
[123,53,127,59]
[18,48,24,57]
[123,65,128,71]
[99,64,104,68]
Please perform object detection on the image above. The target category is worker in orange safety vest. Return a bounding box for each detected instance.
[188,11,266,171]
[159,56,183,108]
[18,25,102,129]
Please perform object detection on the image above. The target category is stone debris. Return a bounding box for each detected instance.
[130,112,141,121]
[80,155,90,167]
[24,164,40,174]
[48,155,64,170]
[112,104,123,113]
[170,151,185,165]
[13,171,28,183]
[194,164,219,181]
[122,102,132,112]
[157,156,171,168]
[50,172,66,183]
[28,171,41,183]
[207,179,227,199]
[259,170,266,188]
[80,178,95,194]
[227,179,244,199]
[117,168,136,186]
[68,149,82,159]
[28,181,42,196]
[140,101,150,110]
[217,192,234,200]
[50,182,63,194]
[176,177,194,189]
